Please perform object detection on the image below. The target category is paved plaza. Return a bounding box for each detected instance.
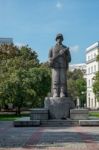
[0,121,99,150]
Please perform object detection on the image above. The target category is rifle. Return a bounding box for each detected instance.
[49,48,68,67]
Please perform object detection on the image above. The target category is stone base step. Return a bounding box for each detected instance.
[13,117,79,127]
[41,119,79,127]
[13,117,99,127]
[13,117,40,127]
[79,120,99,126]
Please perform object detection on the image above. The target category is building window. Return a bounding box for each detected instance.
[88,97,90,107]
[91,54,93,59]
[91,66,93,73]
[88,79,90,86]
[94,53,96,58]
[94,65,96,72]
[91,99,93,108]
[88,67,90,74]
[87,68,88,74]
[91,78,93,85]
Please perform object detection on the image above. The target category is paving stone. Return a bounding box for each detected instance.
[0,121,99,150]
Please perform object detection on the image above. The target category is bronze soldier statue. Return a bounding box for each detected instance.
[49,33,71,97]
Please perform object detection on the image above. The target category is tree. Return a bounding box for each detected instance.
[93,72,99,101]
[76,78,86,107]
[93,54,99,102]
[0,44,51,113]
[67,79,78,99]
[67,69,86,107]
[27,67,51,107]
[1,70,27,114]
[96,54,99,62]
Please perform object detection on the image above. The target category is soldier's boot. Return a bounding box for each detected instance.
[53,88,59,97]
[60,86,66,97]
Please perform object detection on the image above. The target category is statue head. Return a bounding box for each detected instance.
[55,33,64,41]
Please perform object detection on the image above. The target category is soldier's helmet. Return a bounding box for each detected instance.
[55,33,64,41]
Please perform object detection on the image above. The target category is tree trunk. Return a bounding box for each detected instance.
[16,106,21,115]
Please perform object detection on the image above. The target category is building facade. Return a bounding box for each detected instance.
[69,63,86,78]
[0,38,13,45]
[86,42,99,109]
[69,63,86,72]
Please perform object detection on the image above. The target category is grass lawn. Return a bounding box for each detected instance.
[0,113,29,121]
[89,111,99,117]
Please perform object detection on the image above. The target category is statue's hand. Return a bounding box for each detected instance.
[59,49,66,55]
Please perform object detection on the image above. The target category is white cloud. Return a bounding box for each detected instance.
[56,1,63,9]
[70,45,80,52]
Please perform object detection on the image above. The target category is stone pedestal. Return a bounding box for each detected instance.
[30,108,48,120]
[44,97,75,119]
[70,108,89,120]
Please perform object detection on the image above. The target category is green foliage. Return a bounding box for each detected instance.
[67,69,86,107]
[96,54,99,62]
[89,111,99,117]
[93,54,99,102]
[67,69,83,80]
[76,79,86,96]
[0,113,29,121]
[93,72,99,101]
[27,67,51,107]
[67,79,78,98]
[40,61,50,68]
[0,44,51,113]
[76,78,86,106]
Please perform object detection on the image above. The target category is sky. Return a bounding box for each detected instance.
[0,0,99,64]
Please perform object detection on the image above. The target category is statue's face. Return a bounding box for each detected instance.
[56,37,63,44]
